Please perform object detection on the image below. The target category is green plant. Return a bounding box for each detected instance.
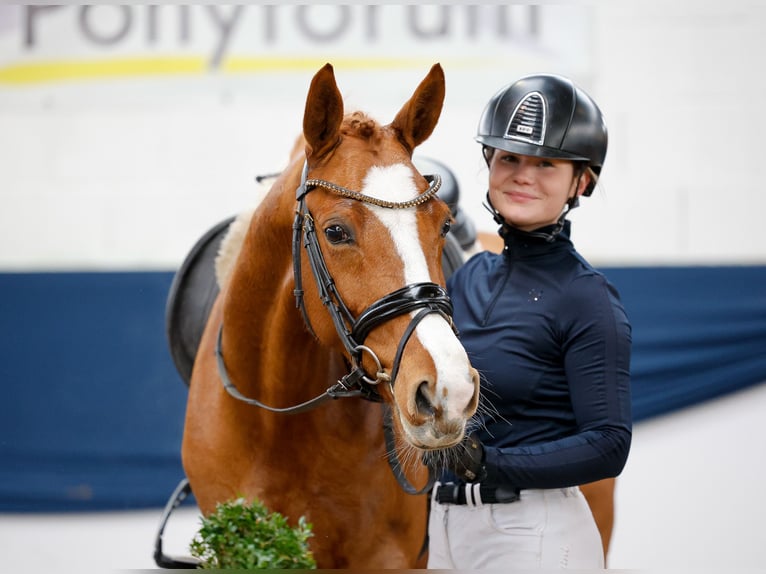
[189,496,316,569]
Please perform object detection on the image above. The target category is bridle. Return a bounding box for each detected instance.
[215,161,454,494]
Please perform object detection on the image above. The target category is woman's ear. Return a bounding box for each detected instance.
[575,169,593,197]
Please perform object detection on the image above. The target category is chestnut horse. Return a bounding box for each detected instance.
[181,63,480,568]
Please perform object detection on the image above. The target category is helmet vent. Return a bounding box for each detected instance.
[505,92,546,146]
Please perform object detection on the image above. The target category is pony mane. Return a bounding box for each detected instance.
[214,179,271,288]
[215,207,254,289]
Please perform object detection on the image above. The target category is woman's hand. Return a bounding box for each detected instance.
[449,432,487,482]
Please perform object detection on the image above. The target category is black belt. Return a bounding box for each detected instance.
[434,482,520,505]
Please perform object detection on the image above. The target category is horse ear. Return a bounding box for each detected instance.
[389,63,446,154]
[303,63,344,161]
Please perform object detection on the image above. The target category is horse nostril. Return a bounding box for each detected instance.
[464,367,481,417]
[415,381,435,417]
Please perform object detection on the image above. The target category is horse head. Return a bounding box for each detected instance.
[296,63,480,451]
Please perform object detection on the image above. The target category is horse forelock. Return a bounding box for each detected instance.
[341,110,380,141]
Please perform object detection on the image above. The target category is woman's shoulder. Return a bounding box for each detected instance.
[551,248,625,304]
[446,249,502,290]
[457,248,501,272]
[562,249,615,286]
[558,253,631,330]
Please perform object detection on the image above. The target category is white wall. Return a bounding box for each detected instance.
[0,4,591,270]
[608,382,766,570]
[582,0,766,265]
[2,3,764,270]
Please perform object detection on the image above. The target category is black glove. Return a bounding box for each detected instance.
[448,432,487,483]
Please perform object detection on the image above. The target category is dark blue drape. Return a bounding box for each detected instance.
[1,266,764,511]
[0,272,186,512]
[604,266,766,421]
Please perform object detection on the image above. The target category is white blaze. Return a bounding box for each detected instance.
[361,165,475,418]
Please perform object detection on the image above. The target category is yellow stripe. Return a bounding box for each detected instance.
[0,56,459,85]
[0,57,208,85]
[223,56,435,73]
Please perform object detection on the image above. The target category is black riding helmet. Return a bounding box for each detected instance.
[476,74,607,196]
[413,156,477,251]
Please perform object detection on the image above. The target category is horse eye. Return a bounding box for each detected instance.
[441,219,452,238]
[325,224,351,244]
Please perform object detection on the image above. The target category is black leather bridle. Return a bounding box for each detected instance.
[215,162,454,494]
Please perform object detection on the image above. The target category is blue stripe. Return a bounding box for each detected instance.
[1,266,765,510]
[603,266,766,420]
[0,271,187,511]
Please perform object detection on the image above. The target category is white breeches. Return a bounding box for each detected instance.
[427,484,604,569]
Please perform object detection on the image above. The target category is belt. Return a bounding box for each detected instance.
[434,482,520,505]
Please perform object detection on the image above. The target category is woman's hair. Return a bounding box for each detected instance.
[580,164,601,196]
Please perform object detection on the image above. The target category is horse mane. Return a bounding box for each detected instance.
[214,179,271,288]
[215,207,255,289]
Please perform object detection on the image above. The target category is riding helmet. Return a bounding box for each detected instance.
[476,74,607,195]
[413,155,476,250]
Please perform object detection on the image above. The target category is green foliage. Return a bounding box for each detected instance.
[189,497,316,569]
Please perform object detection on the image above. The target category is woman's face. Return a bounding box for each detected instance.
[487,149,591,232]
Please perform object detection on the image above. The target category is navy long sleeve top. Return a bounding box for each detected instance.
[445,221,632,489]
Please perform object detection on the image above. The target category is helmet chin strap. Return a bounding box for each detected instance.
[482,187,581,244]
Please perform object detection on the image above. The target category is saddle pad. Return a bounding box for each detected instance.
[165,216,234,386]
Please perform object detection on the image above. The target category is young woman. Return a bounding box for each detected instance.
[427,74,632,569]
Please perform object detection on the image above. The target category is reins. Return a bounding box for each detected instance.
[215,161,451,494]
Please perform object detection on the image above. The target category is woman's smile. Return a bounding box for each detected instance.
[504,189,537,203]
